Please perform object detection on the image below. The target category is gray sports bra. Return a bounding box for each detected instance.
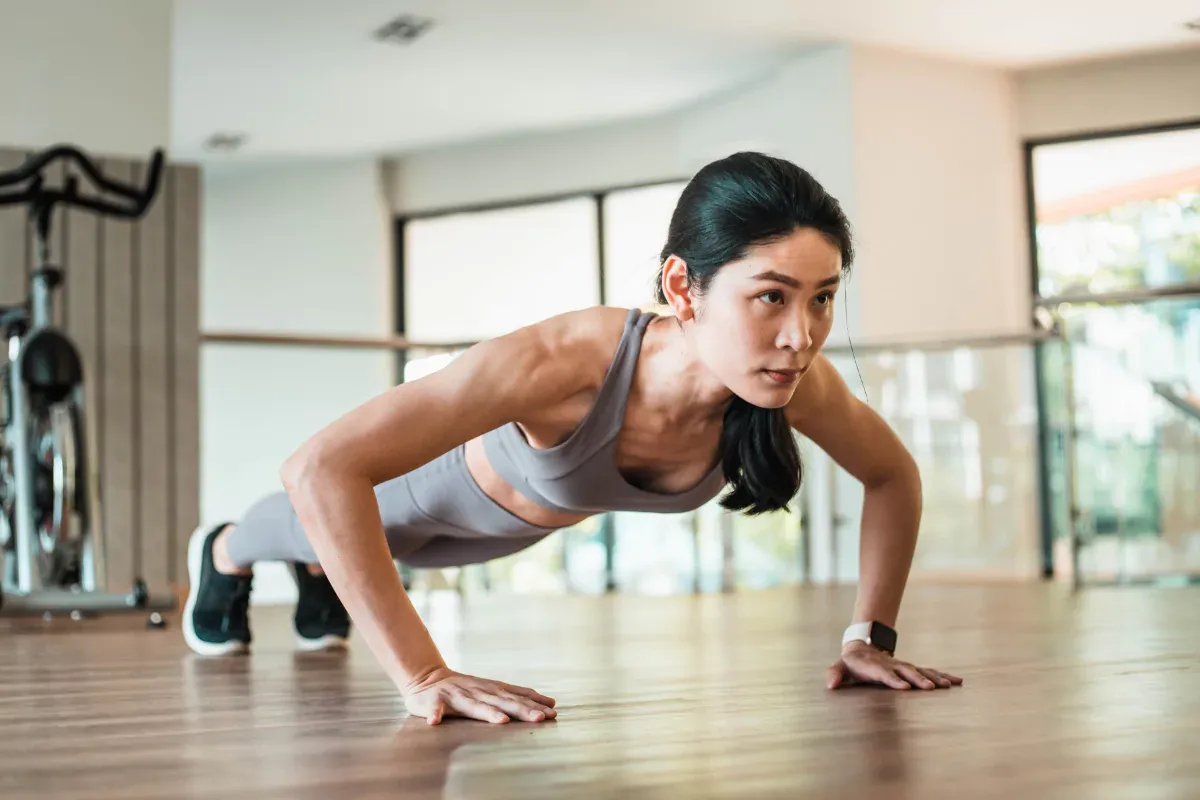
[481,307,727,515]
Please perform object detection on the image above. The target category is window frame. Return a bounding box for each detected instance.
[1023,116,1200,579]
[1022,117,1200,305]
[392,176,689,349]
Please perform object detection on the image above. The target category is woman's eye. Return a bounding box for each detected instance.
[814,292,833,307]
[759,291,784,305]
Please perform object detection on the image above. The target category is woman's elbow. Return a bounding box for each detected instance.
[280,441,334,494]
[897,448,920,484]
[865,446,920,493]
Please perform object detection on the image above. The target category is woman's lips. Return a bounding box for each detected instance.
[763,368,800,384]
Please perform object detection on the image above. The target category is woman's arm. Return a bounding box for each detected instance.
[787,356,962,691]
[786,356,921,627]
[280,317,590,723]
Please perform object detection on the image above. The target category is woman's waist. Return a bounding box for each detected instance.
[464,437,592,529]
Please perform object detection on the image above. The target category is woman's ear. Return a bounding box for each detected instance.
[660,255,696,321]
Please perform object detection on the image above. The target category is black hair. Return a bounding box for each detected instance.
[655,151,854,516]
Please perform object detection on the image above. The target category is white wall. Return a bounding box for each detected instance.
[1017,47,1200,140]
[851,46,1028,341]
[679,47,858,209]
[201,158,395,603]
[0,0,171,157]
[202,159,393,335]
[387,113,684,216]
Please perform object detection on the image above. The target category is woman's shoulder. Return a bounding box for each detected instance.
[500,306,637,396]
[527,305,634,363]
[405,307,635,427]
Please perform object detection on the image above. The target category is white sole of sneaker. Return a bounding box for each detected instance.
[183,524,249,657]
[288,566,350,652]
[293,632,350,652]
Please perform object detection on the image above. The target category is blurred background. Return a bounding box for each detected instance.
[1,0,1197,605]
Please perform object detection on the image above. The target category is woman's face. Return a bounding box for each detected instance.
[672,228,843,409]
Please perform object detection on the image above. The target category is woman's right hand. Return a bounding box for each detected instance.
[403,667,558,725]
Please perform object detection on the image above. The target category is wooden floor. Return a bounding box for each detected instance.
[2,582,1198,799]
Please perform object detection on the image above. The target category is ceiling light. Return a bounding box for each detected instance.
[373,14,435,45]
[204,133,247,152]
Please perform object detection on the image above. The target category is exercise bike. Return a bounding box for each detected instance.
[0,144,164,619]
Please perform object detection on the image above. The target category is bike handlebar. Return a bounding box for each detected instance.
[0,144,165,220]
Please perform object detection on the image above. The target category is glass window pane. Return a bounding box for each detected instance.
[1032,125,1200,297]
[730,503,802,590]
[611,511,696,594]
[602,182,686,310]
[404,197,600,343]
[1049,297,1200,582]
[823,344,1045,579]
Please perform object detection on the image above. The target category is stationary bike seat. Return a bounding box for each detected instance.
[21,328,82,396]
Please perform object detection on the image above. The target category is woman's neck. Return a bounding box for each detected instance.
[639,315,732,426]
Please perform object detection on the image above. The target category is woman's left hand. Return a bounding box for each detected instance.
[827,641,963,690]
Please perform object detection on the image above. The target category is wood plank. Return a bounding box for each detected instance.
[134,160,171,596]
[0,583,1199,798]
[171,165,201,586]
[99,159,137,594]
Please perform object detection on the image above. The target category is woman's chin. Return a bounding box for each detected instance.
[734,376,797,409]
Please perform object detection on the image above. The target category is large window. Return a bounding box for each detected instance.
[1029,121,1200,583]
[400,181,688,341]
[601,182,686,310]
[1031,124,1200,298]
[403,197,600,343]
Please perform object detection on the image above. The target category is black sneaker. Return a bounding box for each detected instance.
[183,524,253,656]
[291,562,351,651]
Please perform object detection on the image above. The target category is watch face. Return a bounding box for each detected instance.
[870,622,898,653]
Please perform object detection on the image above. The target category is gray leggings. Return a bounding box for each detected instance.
[222,444,559,570]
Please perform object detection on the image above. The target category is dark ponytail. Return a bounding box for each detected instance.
[655,152,854,516]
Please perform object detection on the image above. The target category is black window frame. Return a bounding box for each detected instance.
[392,177,690,379]
[1024,116,1200,578]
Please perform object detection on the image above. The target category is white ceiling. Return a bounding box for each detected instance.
[171,0,1200,160]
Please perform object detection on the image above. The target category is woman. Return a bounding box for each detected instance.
[183,152,962,726]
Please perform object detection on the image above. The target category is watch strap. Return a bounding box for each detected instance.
[842,621,898,654]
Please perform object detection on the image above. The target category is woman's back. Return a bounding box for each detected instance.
[477,306,727,519]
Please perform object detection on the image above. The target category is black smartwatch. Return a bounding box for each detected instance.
[842,621,898,655]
